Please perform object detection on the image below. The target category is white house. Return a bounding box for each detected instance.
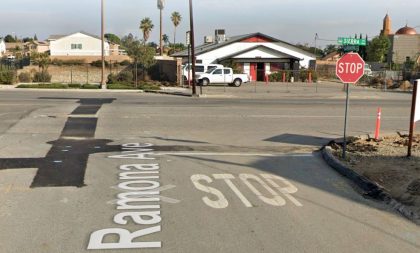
[0,39,6,57]
[48,32,110,56]
[172,32,316,81]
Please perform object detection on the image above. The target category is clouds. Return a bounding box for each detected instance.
[0,0,418,47]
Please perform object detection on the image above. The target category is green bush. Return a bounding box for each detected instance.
[107,71,133,84]
[18,72,32,83]
[91,60,109,68]
[51,59,85,66]
[38,83,67,89]
[309,70,318,82]
[268,71,291,82]
[138,82,160,91]
[16,84,34,88]
[33,71,52,82]
[107,83,137,89]
[117,71,133,83]
[17,83,68,89]
[299,70,308,82]
[81,84,100,89]
[119,60,131,66]
[68,83,82,88]
[0,70,17,84]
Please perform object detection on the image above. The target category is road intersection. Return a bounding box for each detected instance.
[0,85,419,252]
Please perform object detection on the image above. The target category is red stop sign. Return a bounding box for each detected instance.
[336,53,365,84]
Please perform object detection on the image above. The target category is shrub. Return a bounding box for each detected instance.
[16,84,34,88]
[18,72,32,83]
[117,71,133,83]
[81,84,100,89]
[38,83,67,89]
[107,71,133,84]
[68,83,82,88]
[299,70,308,82]
[51,59,85,66]
[268,71,291,82]
[91,60,109,68]
[17,83,68,89]
[308,70,318,82]
[138,82,160,91]
[269,72,282,82]
[33,71,52,82]
[0,70,17,84]
[119,60,131,66]
[107,83,137,89]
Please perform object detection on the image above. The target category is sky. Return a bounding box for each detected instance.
[1,0,419,48]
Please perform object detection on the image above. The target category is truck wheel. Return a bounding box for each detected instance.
[202,78,209,86]
[233,78,242,87]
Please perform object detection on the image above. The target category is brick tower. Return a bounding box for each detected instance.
[381,14,392,36]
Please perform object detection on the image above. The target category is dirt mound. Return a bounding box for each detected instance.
[331,134,420,221]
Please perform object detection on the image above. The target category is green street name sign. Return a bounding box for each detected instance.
[337,37,367,46]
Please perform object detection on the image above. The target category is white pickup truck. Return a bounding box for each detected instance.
[196,67,250,87]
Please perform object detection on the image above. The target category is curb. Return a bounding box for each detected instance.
[321,145,420,224]
[144,90,192,97]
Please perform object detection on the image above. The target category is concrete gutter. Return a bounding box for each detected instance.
[321,144,420,225]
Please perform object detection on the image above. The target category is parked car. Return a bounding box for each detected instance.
[364,64,373,76]
[196,67,250,87]
[182,63,224,82]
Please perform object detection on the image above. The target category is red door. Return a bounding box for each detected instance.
[250,63,257,81]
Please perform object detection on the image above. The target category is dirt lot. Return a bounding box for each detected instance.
[330,134,420,220]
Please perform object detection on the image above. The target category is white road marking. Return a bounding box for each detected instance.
[108,184,180,204]
[191,173,303,208]
[213,174,253,207]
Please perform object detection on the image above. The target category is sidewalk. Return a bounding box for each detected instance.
[1,82,412,100]
[166,81,412,100]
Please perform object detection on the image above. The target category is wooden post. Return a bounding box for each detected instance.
[407,81,418,157]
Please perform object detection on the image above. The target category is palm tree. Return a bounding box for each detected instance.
[162,34,170,46]
[171,12,182,50]
[140,18,154,45]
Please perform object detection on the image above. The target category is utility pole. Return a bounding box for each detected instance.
[189,0,197,96]
[101,0,106,89]
[158,0,165,56]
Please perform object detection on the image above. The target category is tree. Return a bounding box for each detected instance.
[171,12,182,48]
[162,34,170,46]
[323,44,338,56]
[23,37,34,43]
[140,18,154,45]
[121,33,135,48]
[367,35,390,62]
[124,37,156,82]
[295,43,324,58]
[31,52,51,72]
[105,33,121,45]
[34,34,38,41]
[4,34,16,43]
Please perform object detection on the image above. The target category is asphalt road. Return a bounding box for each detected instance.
[0,85,419,253]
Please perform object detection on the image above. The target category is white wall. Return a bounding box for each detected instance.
[197,42,314,68]
[50,32,110,56]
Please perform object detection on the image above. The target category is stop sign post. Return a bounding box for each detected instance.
[336,53,365,158]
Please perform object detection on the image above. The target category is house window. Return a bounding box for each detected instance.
[71,44,82,50]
